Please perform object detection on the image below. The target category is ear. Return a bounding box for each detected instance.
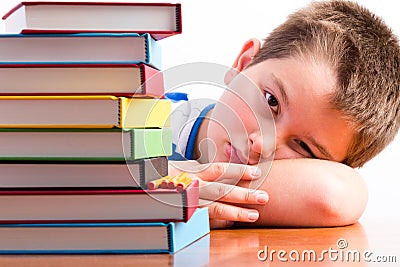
[224,38,261,85]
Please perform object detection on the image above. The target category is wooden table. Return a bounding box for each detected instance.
[0,217,398,267]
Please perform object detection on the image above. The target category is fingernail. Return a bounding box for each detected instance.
[248,211,259,221]
[255,193,268,204]
[226,220,234,227]
[250,167,261,178]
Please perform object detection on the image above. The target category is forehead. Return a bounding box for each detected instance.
[249,55,338,99]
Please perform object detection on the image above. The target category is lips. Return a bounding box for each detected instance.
[226,143,246,164]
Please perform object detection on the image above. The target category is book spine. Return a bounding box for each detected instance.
[176,4,182,34]
[167,224,173,253]
[145,34,162,70]
[119,98,171,128]
[132,129,172,159]
[138,159,146,188]
[182,180,200,222]
[141,64,164,98]
[140,157,168,189]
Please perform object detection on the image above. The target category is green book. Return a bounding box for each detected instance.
[0,128,172,161]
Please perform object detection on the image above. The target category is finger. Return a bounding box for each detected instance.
[169,161,265,185]
[193,162,262,183]
[199,182,269,204]
[209,219,234,229]
[201,162,261,182]
[206,202,260,223]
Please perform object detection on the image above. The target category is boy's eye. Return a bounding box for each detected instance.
[265,92,279,113]
[296,140,317,158]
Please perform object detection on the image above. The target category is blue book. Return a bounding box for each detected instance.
[0,208,210,254]
[0,33,161,69]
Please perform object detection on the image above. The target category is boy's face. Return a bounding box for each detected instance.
[204,55,355,165]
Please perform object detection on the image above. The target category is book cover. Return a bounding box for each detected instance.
[0,63,164,97]
[2,2,182,40]
[0,128,172,160]
[0,96,171,128]
[0,157,168,188]
[0,33,161,69]
[0,180,199,223]
[172,233,210,267]
[0,208,209,254]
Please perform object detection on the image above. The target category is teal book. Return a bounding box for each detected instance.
[0,33,161,68]
[0,128,172,161]
[0,208,209,254]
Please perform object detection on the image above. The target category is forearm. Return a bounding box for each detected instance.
[238,159,368,227]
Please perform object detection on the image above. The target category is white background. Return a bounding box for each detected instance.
[0,0,399,221]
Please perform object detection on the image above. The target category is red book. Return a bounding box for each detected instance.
[2,2,182,40]
[0,63,164,97]
[0,180,199,223]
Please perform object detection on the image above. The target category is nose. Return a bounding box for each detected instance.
[248,130,275,162]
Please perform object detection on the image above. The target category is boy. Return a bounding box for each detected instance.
[167,0,400,229]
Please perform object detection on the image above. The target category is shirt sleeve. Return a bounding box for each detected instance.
[165,93,216,161]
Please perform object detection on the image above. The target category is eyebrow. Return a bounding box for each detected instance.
[307,136,334,161]
[270,73,289,108]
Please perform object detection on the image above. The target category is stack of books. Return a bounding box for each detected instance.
[0,1,209,254]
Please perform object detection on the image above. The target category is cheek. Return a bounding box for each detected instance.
[207,119,227,140]
[204,120,229,162]
[217,92,259,132]
[210,101,250,146]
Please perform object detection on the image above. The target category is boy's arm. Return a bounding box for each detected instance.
[239,159,368,227]
[169,158,368,228]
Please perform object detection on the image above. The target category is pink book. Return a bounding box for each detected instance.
[0,180,199,223]
[0,63,164,97]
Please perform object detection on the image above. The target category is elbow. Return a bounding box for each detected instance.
[311,167,368,226]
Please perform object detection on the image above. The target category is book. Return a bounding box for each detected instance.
[0,180,199,223]
[0,128,172,160]
[2,2,182,40]
[172,234,210,266]
[0,207,209,254]
[0,63,163,97]
[0,157,168,188]
[0,96,171,128]
[0,33,161,68]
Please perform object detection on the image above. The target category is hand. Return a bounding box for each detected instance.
[169,161,269,229]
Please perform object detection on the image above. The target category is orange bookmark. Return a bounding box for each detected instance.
[147,176,172,190]
[176,173,193,192]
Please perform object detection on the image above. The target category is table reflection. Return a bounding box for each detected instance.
[210,223,368,266]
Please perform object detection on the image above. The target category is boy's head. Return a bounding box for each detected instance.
[242,0,400,167]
